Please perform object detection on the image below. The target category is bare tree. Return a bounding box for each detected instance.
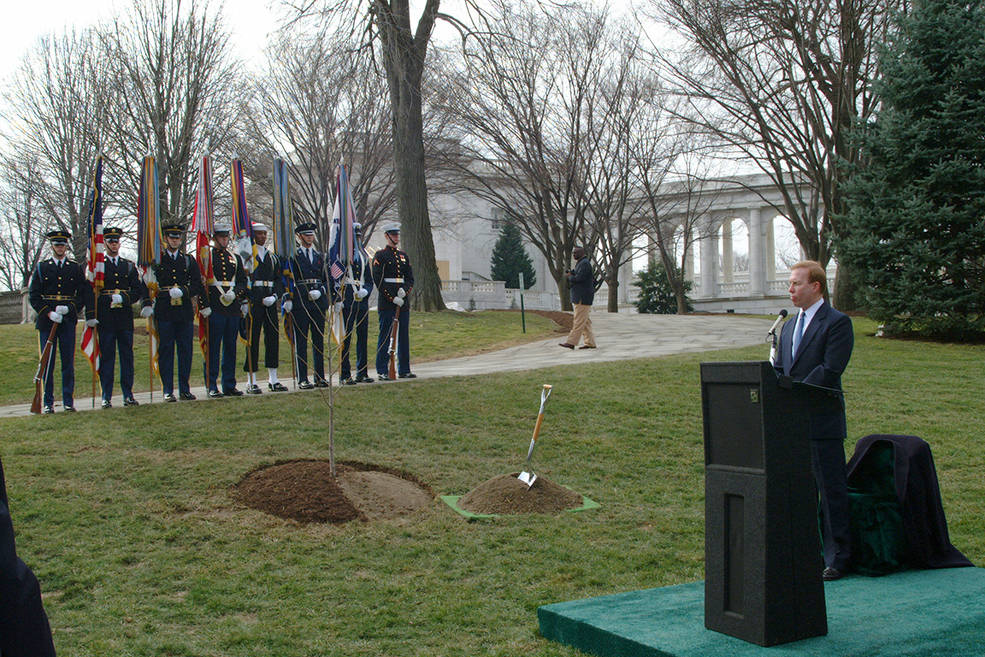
[0,154,47,292]
[3,28,113,259]
[242,27,396,248]
[440,0,610,310]
[101,0,241,233]
[652,0,906,307]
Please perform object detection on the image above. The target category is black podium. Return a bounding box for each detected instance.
[700,361,827,646]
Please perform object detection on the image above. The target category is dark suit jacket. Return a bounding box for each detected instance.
[97,256,146,331]
[567,257,594,305]
[289,248,329,312]
[773,301,854,440]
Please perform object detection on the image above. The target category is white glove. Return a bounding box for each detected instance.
[55,305,69,315]
[282,300,293,313]
[221,290,236,305]
[308,289,322,301]
[111,294,123,305]
[86,319,98,328]
[140,306,154,318]
[200,307,212,318]
[169,287,183,299]
[262,295,276,307]
[334,301,343,312]
[48,311,63,323]
[241,303,250,317]
[397,287,406,299]
[393,296,404,307]
[357,287,368,300]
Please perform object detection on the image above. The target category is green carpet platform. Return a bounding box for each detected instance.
[538,567,985,657]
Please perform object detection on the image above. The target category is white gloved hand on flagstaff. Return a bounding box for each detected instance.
[397,287,406,298]
[357,287,368,300]
[48,311,63,323]
[282,300,293,313]
[86,319,98,328]
[393,296,404,307]
[169,287,183,299]
[140,306,154,318]
[262,295,276,307]
[55,305,69,315]
[200,307,212,318]
[111,294,123,305]
[308,289,321,301]
[334,301,343,312]
[241,303,250,317]
[221,290,236,304]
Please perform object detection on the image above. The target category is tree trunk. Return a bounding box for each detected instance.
[607,277,619,313]
[833,260,862,312]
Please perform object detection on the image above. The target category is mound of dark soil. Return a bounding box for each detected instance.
[458,473,583,515]
[233,459,433,524]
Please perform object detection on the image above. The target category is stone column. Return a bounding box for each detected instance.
[720,217,733,284]
[700,229,719,298]
[765,213,776,285]
[748,207,765,296]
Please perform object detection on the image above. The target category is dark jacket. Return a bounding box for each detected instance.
[28,258,95,330]
[334,250,374,305]
[96,256,147,331]
[567,256,595,306]
[246,248,286,305]
[205,246,247,317]
[289,247,329,312]
[145,250,206,323]
[773,302,854,440]
[371,246,413,311]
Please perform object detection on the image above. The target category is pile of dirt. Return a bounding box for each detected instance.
[458,473,583,515]
[233,459,433,524]
[528,310,574,332]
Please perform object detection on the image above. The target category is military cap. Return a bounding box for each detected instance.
[46,229,71,244]
[252,222,270,233]
[295,222,317,235]
[382,222,400,234]
[103,227,124,240]
[162,223,185,238]
[213,221,232,236]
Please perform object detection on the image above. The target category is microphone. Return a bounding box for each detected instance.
[767,309,788,336]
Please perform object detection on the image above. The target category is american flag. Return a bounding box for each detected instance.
[82,155,104,371]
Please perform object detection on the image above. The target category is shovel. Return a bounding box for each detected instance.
[518,384,553,488]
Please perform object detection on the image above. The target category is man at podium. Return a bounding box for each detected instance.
[773,260,854,581]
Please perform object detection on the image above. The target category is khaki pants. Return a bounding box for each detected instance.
[566,303,595,347]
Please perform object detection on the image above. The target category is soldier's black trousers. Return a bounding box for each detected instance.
[98,326,135,401]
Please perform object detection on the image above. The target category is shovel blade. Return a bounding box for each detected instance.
[518,471,537,488]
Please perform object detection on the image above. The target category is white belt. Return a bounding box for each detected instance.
[383,277,404,283]
[253,281,274,288]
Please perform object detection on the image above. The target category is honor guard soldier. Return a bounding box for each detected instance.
[28,229,96,413]
[97,227,147,408]
[142,222,205,402]
[204,222,247,398]
[337,223,375,384]
[289,222,329,388]
[372,222,415,380]
[243,222,288,393]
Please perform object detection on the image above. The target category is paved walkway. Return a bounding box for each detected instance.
[2,313,771,418]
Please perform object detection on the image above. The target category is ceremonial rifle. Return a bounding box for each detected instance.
[31,323,59,415]
[388,305,401,380]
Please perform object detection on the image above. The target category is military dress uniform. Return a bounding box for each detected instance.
[243,227,287,393]
[337,225,374,384]
[97,228,147,407]
[204,230,247,396]
[28,230,95,412]
[144,226,205,401]
[288,223,329,388]
[372,227,414,379]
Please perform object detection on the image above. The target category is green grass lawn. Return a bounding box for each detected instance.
[1,316,982,656]
[0,310,557,406]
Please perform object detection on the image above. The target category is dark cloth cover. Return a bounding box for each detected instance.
[0,457,57,657]
[847,434,973,569]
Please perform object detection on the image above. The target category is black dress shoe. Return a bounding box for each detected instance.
[822,567,843,581]
[578,344,597,349]
[355,374,375,383]
[101,399,112,409]
[377,373,393,381]
[398,372,417,379]
[63,405,76,412]
[314,379,329,388]
[224,388,244,397]
[559,342,575,349]
[179,392,196,401]
[268,382,288,392]
[164,393,178,403]
[245,384,263,395]
[208,389,224,399]
[341,377,356,385]
[43,405,55,414]
[123,397,139,407]
[298,380,314,390]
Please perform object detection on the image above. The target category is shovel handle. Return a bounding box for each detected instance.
[531,412,545,442]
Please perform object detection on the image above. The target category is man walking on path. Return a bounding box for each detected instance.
[560,245,596,350]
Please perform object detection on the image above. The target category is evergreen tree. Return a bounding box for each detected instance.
[837,0,985,339]
[633,263,693,314]
[490,221,536,289]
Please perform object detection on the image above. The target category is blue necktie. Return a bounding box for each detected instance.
[792,311,805,358]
